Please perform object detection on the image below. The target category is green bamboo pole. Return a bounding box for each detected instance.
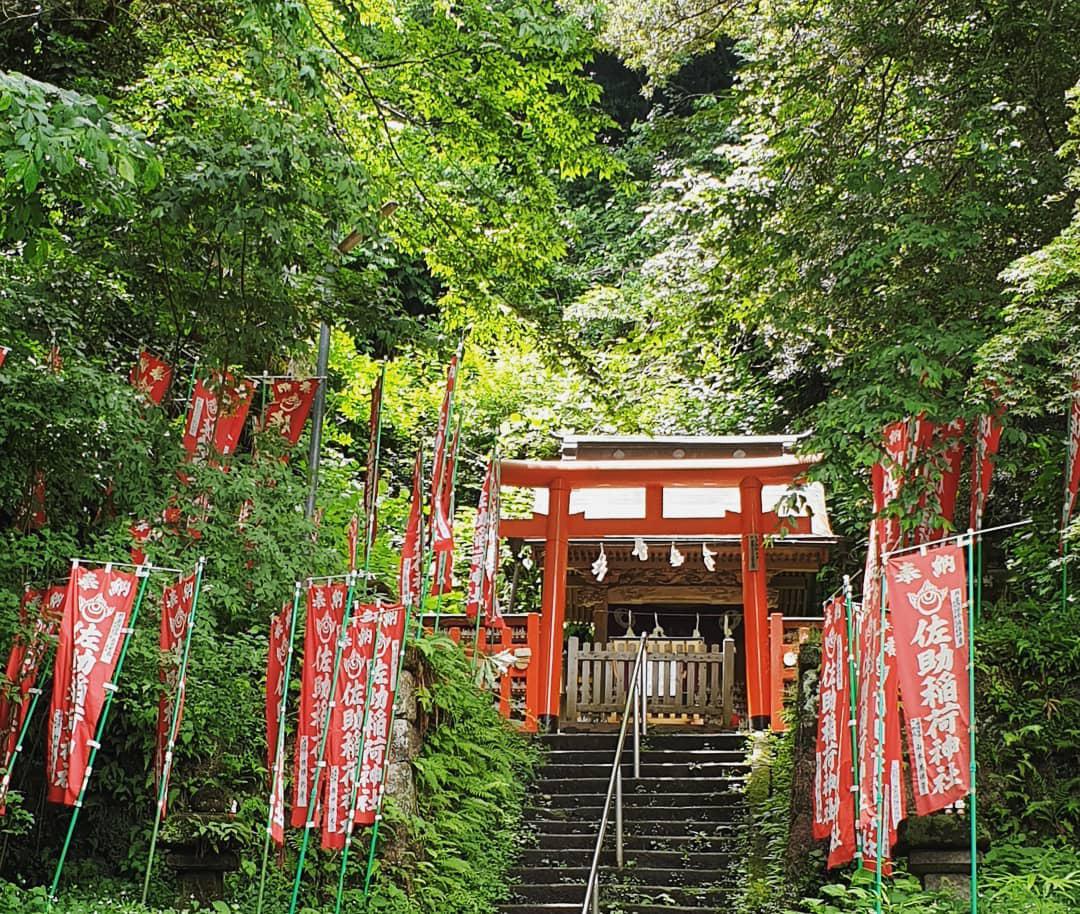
[286,573,359,914]
[330,366,386,914]
[841,575,862,867]
[255,581,303,914]
[967,529,979,914]
[331,604,383,914]
[141,558,206,905]
[49,562,153,903]
[183,359,199,407]
[873,568,887,914]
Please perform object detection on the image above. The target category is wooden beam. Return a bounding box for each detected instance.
[499,455,819,488]
[501,512,814,539]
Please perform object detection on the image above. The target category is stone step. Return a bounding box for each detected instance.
[527,804,744,823]
[534,791,744,809]
[506,879,738,904]
[538,732,746,753]
[542,749,747,768]
[530,818,739,838]
[529,833,737,854]
[533,776,747,796]
[540,761,749,779]
[510,868,737,890]
[515,848,738,869]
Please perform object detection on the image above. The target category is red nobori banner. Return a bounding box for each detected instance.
[47,566,138,806]
[263,378,318,446]
[970,396,1005,532]
[322,603,381,850]
[155,574,195,817]
[183,373,255,458]
[130,351,173,406]
[1064,374,1080,529]
[182,378,219,457]
[856,525,905,869]
[398,451,424,609]
[430,357,459,556]
[813,596,856,868]
[880,419,910,553]
[0,587,62,812]
[291,582,347,827]
[886,542,971,816]
[465,461,504,628]
[212,376,255,456]
[914,419,966,544]
[0,588,42,742]
[430,418,460,597]
[266,603,293,846]
[352,603,407,826]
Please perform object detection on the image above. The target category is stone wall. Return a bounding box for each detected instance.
[381,649,424,861]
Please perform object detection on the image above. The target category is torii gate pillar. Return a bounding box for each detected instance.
[740,476,770,729]
[538,479,570,730]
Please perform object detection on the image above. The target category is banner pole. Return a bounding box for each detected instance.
[287,572,359,914]
[49,563,153,903]
[841,575,861,866]
[873,568,887,914]
[361,572,427,897]
[967,529,979,914]
[331,603,385,914]
[328,378,388,907]
[1062,536,1069,616]
[470,453,499,669]
[432,410,462,636]
[255,582,303,914]
[141,558,206,905]
[976,532,983,624]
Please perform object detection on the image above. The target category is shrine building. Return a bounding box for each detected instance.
[498,434,838,730]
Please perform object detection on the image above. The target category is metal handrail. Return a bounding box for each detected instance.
[580,632,648,914]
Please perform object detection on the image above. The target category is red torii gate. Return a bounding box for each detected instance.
[499,454,820,729]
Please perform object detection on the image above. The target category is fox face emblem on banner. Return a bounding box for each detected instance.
[47,567,138,806]
[292,582,347,827]
[886,542,972,815]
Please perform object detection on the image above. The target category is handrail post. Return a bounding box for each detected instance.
[615,764,624,868]
[632,665,640,780]
[580,632,647,914]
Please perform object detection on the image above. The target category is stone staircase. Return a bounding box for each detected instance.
[498,731,748,914]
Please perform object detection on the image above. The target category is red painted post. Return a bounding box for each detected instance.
[740,477,771,729]
[499,625,513,719]
[769,612,785,732]
[539,479,571,728]
[524,613,541,733]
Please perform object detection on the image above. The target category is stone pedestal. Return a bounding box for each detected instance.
[908,849,973,898]
[899,812,985,899]
[160,788,242,906]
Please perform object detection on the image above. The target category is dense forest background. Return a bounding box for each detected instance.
[1,0,1079,912]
